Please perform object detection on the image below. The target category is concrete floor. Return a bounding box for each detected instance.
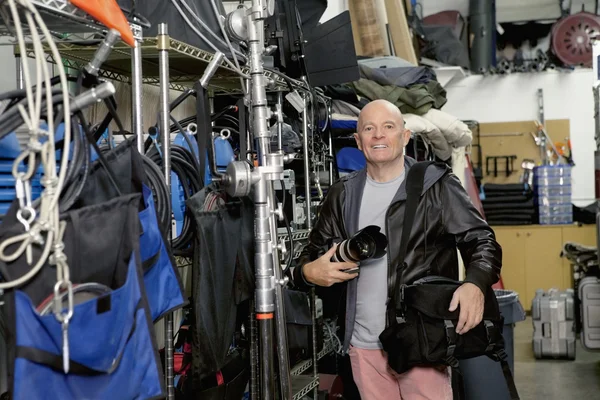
[514,317,600,399]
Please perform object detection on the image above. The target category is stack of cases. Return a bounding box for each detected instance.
[534,165,573,225]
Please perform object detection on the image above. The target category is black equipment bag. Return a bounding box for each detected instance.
[186,185,254,392]
[378,161,520,400]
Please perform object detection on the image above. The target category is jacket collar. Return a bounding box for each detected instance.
[341,156,448,236]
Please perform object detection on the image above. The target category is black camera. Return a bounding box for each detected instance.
[331,225,388,263]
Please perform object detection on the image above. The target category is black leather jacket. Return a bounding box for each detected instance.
[293,158,502,352]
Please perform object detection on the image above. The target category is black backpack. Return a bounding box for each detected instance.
[378,161,519,400]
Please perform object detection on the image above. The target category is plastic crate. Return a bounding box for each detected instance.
[535,186,572,197]
[539,214,573,225]
[537,195,572,207]
[538,204,573,215]
[534,165,572,178]
[535,176,571,187]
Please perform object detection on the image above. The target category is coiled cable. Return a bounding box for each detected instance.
[145,144,202,256]
[140,153,172,237]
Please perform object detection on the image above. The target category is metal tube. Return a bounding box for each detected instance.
[311,288,318,399]
[259,316,275,399]
[328,129,334,188]
[131,35,144,153]
[249,299,259,400]
[277,92,283,151]
[246,2,292,397]
[15,55,23,90]
[200,53,225,88]
[158,23,175,400]
[253,177,275,400]
[302,95,312,229]
[268,180,292,399]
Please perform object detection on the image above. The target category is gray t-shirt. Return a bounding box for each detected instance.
[351,171,405,349]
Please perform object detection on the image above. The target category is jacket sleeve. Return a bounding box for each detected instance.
[292,187,343,289]
[441,173,502,293]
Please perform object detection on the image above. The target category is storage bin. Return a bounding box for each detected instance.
[535,186,572,197]
[539,214,573,225]
[537,195,571,207]
[459,290,526,400]
[534,165,571,177]
[535,176,571,187]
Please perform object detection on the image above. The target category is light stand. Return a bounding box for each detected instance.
[202,1,292,398]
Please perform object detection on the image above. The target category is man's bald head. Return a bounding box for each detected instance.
[354,99,411,182]
[358,99,405,132]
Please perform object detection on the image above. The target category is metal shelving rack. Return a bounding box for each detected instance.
[17,35,289,94]
[1,2,332,398]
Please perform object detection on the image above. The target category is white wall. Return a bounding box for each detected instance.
[443,69,596,206]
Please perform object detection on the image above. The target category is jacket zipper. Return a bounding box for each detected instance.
[385,199,403,328]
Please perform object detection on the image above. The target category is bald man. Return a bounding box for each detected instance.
[293,100,502,400]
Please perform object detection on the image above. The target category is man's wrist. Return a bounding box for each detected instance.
[293,262,315,287]
[300,263,315,286]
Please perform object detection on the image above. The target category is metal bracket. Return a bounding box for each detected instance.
[129,23,142,41]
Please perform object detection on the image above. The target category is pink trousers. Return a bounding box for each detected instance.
[349,346,453,400]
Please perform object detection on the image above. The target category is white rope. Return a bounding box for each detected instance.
[0,0,70,290]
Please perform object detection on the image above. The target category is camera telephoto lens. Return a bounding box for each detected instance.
[331,225,388,263]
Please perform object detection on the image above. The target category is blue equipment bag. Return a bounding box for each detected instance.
[0,193,165,400]
[336,147,366,173]
[71,139,186,321]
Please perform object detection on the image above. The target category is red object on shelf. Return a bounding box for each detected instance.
[464,154,485,219]
[70,0,135,47]
[492,276,505,290]
[464,154,505,290]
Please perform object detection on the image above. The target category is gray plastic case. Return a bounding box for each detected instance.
[532,288,576,359]
[578,276,600,351]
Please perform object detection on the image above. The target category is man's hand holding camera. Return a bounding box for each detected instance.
[302,244,358,287]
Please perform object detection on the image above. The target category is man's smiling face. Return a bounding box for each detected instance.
[354,100,411,168]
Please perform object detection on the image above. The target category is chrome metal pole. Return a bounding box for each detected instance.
[328,102,334,186]
[302,94,312,229]
[277,92,283,151]
[15,54,23,90]
[247,2,291,397]
[271,89,294,396]
[158,23,175,400]
[131,23,144,153]
[311,288,318,399]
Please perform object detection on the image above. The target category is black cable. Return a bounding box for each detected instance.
[0,94,65,139]
[169,115,201,175]
[141,153,172,236]
[58,114,89,211]
[145,144,202,255]
[264,67,296,92]
[214,114,240,128]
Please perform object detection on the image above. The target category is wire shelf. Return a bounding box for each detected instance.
[291,376,319,400]
[18,35,288,93]
[290,333,335,376]
[0,0,106,37]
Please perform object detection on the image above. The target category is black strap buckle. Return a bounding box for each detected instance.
[496,349,508,361]
[484,320,497,353]
[444,320,456,358]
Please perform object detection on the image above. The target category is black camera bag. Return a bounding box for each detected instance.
[378,161,520,400]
